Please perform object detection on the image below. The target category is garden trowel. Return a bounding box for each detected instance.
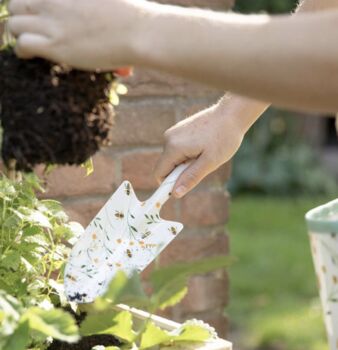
[64,163,189,303]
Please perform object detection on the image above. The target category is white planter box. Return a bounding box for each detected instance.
[117,305,232,350]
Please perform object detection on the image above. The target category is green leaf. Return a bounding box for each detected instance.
[81,158,94,176]
[81,310,135,343]
[152,277,188,310]
[150,256,233,310]
[39,199,64,215]
[44,164,58,175]
[48,279,67,306]
[159,287,188,310]
[174,324,211,342]
[106,311,135,342]
[22,225,42,237]
[23,307,79,343]
[102,270,128,303]
[101,271,148,308]
[139,321,170,349]
[151,256,233,291]
[1,251,21,270]
[3,212,23,230]
[80,309,117,336]
[0,291,21,336]
[26,209,52,229]
[3,320,30,350]
[140,322,212,349]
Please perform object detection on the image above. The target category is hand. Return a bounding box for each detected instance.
[154,99,246,198]
[8,0,149,70]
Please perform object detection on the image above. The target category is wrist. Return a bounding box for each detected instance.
[216,93,269,134]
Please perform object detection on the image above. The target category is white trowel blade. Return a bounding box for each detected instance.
[64,180,183,303]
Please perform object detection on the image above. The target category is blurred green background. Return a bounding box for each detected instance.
[227,196,330,350]
[227,1,337,349]
[234,0,296,14]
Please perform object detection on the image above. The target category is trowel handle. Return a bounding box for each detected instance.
[147,162,191,211]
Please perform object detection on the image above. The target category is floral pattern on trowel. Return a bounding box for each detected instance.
[64,164,189,304]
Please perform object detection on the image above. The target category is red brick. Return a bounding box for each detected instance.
[37,152,116,198]
[158,231,229,266]
[121,150,161,190]
[156,308,175,320]
[160,197,180,221]
[200,163,232,187]
[141,264,154,281]
[199,313,229,338]
[63,197,107,227]
[125,69,221,98]
[180,226,229,238]
[63,207,85,226]
[181,273,229,313]
[112,101,176,146]
[181,190,229,227]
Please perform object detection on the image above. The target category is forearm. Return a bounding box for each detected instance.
[197,0,338,137]
[133,3,338,113]
[208,0,338,132]
[209,0,338,133]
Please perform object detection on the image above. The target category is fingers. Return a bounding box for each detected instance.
[15,33,51,59]
[173,154,214,198]
[154,146,187,184]
[8,16,47,37]
[8,0,41,15]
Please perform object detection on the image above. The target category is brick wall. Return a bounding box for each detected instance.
[11,0,233,336]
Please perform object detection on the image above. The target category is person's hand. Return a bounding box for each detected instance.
[155,94,269,198]
[154,100,246,198]
[8,0,150,70]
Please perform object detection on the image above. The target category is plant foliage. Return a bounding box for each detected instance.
[0,174,231,349]
[0,174,81,349]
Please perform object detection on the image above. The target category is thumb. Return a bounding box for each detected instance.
[173,154,213,198]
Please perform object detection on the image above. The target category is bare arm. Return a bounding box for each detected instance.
[154,0,338,197]
[134,1,338,113]
[211,0,338,135]
[8,0,338,112]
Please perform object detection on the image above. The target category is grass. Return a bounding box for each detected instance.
[227,195,336,350]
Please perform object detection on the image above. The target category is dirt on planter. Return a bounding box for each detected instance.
[0,48,115,172]
[48,334,121,350]
[47,310,122,350]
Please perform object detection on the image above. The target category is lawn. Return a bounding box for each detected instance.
[227,195,336,350]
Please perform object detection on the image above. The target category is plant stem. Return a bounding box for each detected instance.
[0,197,5,255]
[45,228,57,296]
[7,159,17,181]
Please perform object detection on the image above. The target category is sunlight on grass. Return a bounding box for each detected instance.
[227,195,334,350]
